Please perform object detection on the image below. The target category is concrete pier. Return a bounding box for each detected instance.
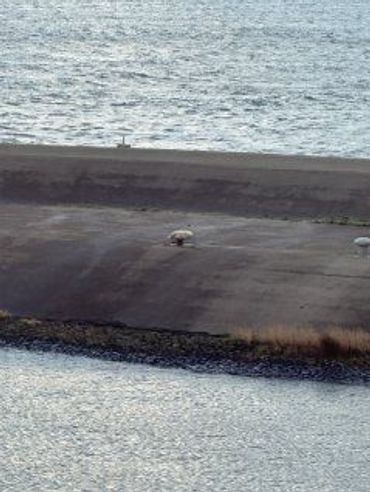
[1,144,370,332]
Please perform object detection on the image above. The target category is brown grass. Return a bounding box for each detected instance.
[233,325,370,357]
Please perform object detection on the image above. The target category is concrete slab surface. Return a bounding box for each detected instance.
[1,203,370,332]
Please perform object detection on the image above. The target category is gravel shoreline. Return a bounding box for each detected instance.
[0,317,369,385]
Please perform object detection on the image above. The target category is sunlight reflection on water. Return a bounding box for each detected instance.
[1,0,370,157]
[0,347,369,491]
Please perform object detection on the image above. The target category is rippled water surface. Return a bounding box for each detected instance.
[0,348,370,491]
[1,0,370,156]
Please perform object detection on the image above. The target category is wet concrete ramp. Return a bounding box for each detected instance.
[2,204,370,332]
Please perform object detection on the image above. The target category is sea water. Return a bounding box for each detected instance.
[0,347,369,491]
[1,0,369,157]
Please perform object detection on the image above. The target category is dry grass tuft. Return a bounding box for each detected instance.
[324,327,370,354]
[233,325,370,357]
[236,325,321,348]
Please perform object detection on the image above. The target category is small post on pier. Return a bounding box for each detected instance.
[117,136,131,148]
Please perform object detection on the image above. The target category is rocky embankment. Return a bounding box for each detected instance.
[1,314,369,385]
